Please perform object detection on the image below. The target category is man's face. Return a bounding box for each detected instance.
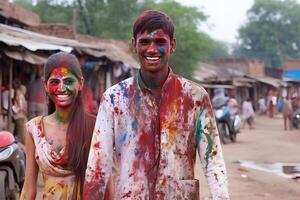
[133,29,176,73]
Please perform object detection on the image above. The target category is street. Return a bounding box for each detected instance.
[196,114,300,200]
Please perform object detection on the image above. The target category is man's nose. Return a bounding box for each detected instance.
[147,42,158,53]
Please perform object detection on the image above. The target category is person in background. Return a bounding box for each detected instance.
[84,10,229,200]
[258,96,267,115]
[12,79,28,144]
[242,98,255,129]
[20,52,96,199]
[26,67,47,120]
[282,96,292,130]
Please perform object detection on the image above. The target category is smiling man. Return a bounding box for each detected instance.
[84,10,229,200]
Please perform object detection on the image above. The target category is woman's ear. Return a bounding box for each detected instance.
[43,78,48,93]
[79,78,84,91]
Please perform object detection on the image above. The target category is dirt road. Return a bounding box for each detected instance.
[196,114,300,200]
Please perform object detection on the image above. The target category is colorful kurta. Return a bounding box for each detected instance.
[84,70,229,200]
[25,116,80,200]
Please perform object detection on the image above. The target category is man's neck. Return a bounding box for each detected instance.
[140,67,169,92]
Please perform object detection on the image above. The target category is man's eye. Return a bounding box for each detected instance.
[138,39,150,45]
[156,39,167,45]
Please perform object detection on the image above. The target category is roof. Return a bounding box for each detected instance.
[193,62,246,82]
[283,70,300,82]
[0,24,139,68]
[246,75,287,87]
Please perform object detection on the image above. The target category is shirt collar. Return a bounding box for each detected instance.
[136,67,176,92]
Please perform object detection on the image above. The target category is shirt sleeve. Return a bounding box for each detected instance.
[83,92,114,200]
[196,92,230,200]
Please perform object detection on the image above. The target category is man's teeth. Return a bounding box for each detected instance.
[146,56,160,61]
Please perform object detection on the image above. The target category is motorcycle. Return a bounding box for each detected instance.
[214,105,241,144]
[0,131,26,200]
[291,109,300,129]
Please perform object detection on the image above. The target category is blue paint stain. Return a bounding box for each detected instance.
[131,120,138,129]
[149,30,157,38]
[158,47,165,54]
[109,94,115,105]
[134,148,139,156]
[118,132,128,145]
[118,82,128,98]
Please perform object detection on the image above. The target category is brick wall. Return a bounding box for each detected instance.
[29,23,75,39]
[0,0,40,26]
[282,59,300,70]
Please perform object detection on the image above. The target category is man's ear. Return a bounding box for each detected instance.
[131,38,137,53]
[170,38,176,54]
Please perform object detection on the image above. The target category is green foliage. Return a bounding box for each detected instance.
[236,0,300,68]
[13,0,215,78]
[209,40,230,60]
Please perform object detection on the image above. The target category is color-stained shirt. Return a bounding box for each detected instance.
[21,116,80,200]
[84,70,229,200]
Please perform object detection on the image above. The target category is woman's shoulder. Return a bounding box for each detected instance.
[26,116,44,131]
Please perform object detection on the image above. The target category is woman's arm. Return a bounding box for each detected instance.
[20,128,39,200]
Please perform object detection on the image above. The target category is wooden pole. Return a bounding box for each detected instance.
[7,59,13,130]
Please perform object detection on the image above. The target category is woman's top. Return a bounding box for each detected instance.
[26,116,80,200]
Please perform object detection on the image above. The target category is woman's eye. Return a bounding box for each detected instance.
[64,79,75,85]
[49,79,59,85]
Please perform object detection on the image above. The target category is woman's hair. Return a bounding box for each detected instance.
[44,52,95,194]
[133,10,174,40]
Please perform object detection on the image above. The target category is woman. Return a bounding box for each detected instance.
[20,52,95,199]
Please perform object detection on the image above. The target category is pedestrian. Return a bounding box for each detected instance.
[20,52,96,199]
[12,79,28,144]
[242,98,255,129]
[258,96,267,115]
[282,97,292,130]
[83,10,229,200]
[26,67,47,120]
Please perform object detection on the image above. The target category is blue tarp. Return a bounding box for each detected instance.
[283,70,300,82]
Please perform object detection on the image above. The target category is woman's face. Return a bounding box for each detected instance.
[45,67,83,109]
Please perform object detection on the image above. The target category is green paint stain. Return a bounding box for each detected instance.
[195,110,214,169]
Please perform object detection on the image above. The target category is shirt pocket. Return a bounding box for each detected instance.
[171,179,200,200]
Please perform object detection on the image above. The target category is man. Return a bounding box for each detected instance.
[84,10,229,200]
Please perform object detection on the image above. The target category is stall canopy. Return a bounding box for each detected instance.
[0,23,139,69]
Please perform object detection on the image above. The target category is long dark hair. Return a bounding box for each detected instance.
[44,52,96,195]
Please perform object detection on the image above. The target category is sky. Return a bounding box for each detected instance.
[176,0,254,44]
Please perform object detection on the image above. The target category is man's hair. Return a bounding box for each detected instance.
[133,10,174,40]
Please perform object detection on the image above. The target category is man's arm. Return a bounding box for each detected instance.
[196,93,230,200]
[83,93,114,200]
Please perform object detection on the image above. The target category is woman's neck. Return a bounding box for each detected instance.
[53,107,72,124]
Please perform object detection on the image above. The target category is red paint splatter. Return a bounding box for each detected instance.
[121,191,132,198]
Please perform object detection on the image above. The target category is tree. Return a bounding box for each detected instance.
[236,0,300,68]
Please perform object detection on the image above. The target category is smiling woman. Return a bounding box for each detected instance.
[20,52,96,200]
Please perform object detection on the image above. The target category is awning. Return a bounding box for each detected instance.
[4,50,47,64]
[283,70,300,82]
[200,83,235,89]
[246,75,287,88]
